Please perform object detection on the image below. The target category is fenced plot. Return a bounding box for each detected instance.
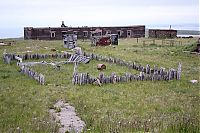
[72,52,182,85]
[3,51,182,86]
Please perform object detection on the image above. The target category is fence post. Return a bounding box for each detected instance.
[153,39,155,44]
[143,40,145,46]
[177,63,182,80]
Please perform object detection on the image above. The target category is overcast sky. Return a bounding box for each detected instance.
[0,0,199,38]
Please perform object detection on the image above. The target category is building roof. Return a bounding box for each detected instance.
[149,29,177,31]
[24,25,145,29]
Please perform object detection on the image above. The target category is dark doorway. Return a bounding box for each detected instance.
[62,31,67,39]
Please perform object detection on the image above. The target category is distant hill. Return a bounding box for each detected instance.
[177,30,200,35]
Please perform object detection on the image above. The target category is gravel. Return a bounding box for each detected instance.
[49,100,86,133]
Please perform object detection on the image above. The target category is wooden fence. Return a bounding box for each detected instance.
[20,65,45,85]
[83,52,181,78]
[72,69,181,85]
[3,52,182,86]
[72,52,181,85]
[142,39,183,46]
[3,53,73,63]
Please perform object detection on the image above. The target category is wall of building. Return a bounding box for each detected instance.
[149,29,177,38]
[24,26,145,40]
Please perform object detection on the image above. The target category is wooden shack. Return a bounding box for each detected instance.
[149,29,177,38]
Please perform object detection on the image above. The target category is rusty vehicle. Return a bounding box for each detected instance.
[91,34,118,46]
[96,36,111,46]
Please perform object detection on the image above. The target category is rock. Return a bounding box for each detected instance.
[97,64,106,70]
[72,47,82,55]
[51,48,57,51]
[93,78,102,86]
[190,80,198,84]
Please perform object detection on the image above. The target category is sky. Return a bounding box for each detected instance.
[0,0,199,38]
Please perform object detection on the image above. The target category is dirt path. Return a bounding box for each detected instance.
[49,100,86,133]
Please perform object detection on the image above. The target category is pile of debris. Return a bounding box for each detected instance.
[63,34,77,49]
[91,33,118,46]
[0,40,16,46]
[192,43,200,53]
[68,54,90,64]
[184,39,200,55]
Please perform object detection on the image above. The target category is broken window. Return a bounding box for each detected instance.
[106,30,111,35]
[62,31,67,38]
[99,31,102,36]
[127,30,132,37]
[51,31,56,38]
[117,30,122,36]
[83,31,88,37]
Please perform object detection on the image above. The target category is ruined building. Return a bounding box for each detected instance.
[24,22,145,40]
[24,22,177,40]
[149,29,177,38]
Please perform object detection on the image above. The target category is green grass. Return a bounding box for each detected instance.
[0,38,199,132]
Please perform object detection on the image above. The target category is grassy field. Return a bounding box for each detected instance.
[0,38,199,132]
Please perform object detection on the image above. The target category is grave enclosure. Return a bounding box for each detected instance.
[72,53,181,85]
[3,50,182,86]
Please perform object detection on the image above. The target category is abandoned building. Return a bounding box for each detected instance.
[24,22,177,40]
[148,29,177,38]
[24,22,145,40]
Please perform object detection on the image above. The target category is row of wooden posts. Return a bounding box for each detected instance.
[3,52,181,86]
[142,39,183,46]
[3,52,73,63]
[72,68,181,85]
[3,53,46,85]
[20,65,45,85]
[83,52,181,80]
[72,52,182,85]
[2,52,182,79]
